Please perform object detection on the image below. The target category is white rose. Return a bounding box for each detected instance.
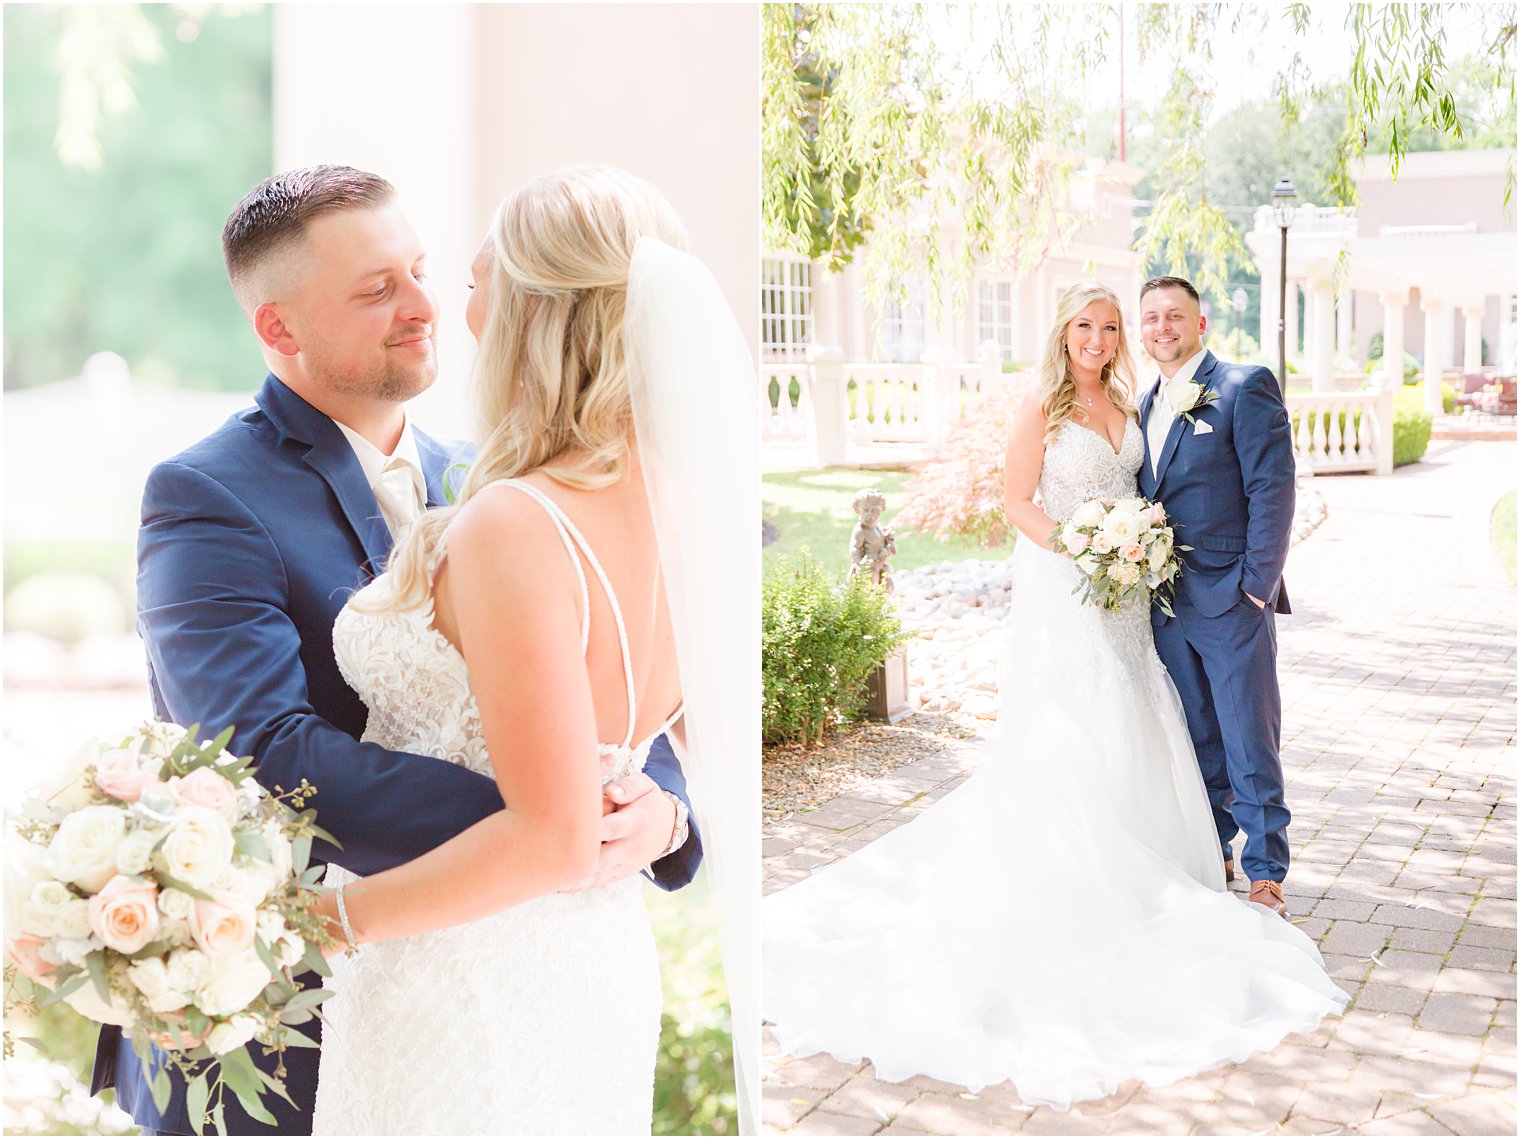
[62,973,134,1027]
[1165,378,1202,415]
[5,838,53,940]
[1091,532,1114,555]
[160,808,234,887]
[1072,500,1105,528]
[158,888,193,920]
[195,947,274,1017]
[127,957,190,1013]
[273,932,305,970]
[205,1013,263,1056]
[47,805,129,893]
[113,829,159,877]
[1148,544,1169,573]
[1114,496,1145,515]
[255,909,289,944]
[1060,525,1089,555]
[1100,509,1142,546]
[165,947,212,995]
[21,880,76,938]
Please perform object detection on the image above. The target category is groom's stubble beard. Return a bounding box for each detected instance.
[304,336,439,405]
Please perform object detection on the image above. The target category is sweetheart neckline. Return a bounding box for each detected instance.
[1063,417,1134,457]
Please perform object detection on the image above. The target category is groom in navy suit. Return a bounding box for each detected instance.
[1136,276,1296,917]
[92,166,700,1134]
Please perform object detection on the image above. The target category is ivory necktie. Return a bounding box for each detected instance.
[373,458,423,538]
[1146,380,1174,479]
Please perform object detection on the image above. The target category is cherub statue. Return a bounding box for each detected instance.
[848,488,897,593]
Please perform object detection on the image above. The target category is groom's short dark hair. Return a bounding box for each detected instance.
[221,165,395,314]
[1140,275,1201,309]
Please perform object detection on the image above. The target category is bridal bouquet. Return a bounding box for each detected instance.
[4,719,337,1135]
[1053,496,1186,616]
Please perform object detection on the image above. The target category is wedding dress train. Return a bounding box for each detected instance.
[313,480,663,1136]
[762,419,1348,1110]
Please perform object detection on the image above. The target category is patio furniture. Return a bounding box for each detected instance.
[1454,373,1490,415]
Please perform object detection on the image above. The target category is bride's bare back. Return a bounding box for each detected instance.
[430,449,683,754]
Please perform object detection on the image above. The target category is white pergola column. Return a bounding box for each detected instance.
[1259,271,1280,359]
[1378,291,1407,392]
[1336,288,1353,362]
[1285,281,1302,362]
[1462,305,1485,374]
[1422,297,1448,414]
[1305,276,1336,393]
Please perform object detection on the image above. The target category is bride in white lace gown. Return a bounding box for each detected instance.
[304,168,755,1135]
[762,283,1347,1110]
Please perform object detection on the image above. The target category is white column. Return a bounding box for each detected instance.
[1285,281,1302,362]
[1259,269,1281,365]
[1306,277,1336,393]
[807,345,849,465]
[1422,298,1447,415]
[275,4,478,438]
[1378,291,1407,392]
[1462,305,1485,374]
[1336,288,1353,361]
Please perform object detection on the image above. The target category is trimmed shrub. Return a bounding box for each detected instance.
[1392,404,1433,466]
[1364,352,1421,384]
[762,551,913,746]
[897,377,1025,548]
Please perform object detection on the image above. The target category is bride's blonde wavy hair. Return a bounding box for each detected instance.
[1036,282,1138,445]
[379,165,690,610]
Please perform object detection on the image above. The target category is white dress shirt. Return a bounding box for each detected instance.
[335,416,427,537]
[1147,347,1208,478]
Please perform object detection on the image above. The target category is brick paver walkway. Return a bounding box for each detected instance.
[763,439,1516,1136]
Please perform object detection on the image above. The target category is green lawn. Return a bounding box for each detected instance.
[763,468,1004,576]
[1493,490,1516,585]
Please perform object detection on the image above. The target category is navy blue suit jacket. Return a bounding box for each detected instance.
[94,374,700,1134]
[1138,352,1295,621]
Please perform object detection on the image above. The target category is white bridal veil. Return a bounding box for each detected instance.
[625,237,760,1133]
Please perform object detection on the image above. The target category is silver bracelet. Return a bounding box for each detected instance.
[334,882,359,955]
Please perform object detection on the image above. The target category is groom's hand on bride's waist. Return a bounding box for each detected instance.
[560,773,679,892]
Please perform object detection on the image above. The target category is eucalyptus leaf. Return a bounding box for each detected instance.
[187,1072,209,1136]
[151,1066,171,1113]
[85,951,112,1002]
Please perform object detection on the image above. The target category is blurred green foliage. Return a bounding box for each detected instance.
[4,5,271,391]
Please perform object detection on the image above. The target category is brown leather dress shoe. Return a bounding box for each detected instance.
[1248,879,1288,917]
[1224,858,1235,883]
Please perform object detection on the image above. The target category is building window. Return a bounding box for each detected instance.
[881,276,927,363]
[761,256,812,360]
[977,279,1016,360]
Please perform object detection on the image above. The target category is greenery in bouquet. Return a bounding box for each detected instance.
[1053,497,1186,616]
[4,719,338,1135]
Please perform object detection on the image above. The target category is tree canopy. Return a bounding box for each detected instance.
[4,5,272,390]
[763,3,1516,310]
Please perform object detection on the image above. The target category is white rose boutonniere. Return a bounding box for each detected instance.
[1164,377,1218,425]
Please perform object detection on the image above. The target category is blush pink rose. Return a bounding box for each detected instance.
[94,749,157,803]
[1121,543,1144,562]
[88,874,161,954]
[7,933,57,984]
[1145,503,1167,526]
[190,893,256,958]
[172,768,240,823]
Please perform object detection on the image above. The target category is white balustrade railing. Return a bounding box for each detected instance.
[1285,389,1395,476]
[759,361,811,443]
[759,343,1006,463]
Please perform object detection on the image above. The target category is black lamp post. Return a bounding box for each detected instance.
[1271,175,1298,398]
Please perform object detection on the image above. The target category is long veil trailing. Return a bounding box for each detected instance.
[625,237,760,1133]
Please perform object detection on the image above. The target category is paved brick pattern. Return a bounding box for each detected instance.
[763,440,1516,1135]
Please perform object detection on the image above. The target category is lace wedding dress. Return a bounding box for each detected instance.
[762,419,1348,1110]
[312,480,665,1136]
